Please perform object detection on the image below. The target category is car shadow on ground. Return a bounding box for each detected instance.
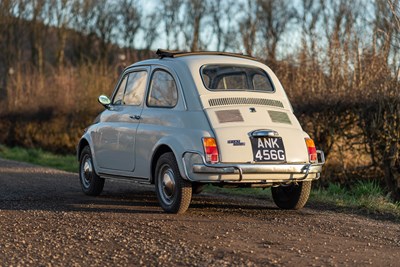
[0,167,398,222]
[0,185,284,215]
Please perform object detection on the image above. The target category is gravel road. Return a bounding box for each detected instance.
[0,158,399,266]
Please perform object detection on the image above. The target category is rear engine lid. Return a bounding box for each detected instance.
[201,94,309,164]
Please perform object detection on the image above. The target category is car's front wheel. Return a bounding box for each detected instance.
[79,146,105,196]
[155,152,192,214]
[271,181,311,209]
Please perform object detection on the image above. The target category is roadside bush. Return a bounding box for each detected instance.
[352,180,384,199]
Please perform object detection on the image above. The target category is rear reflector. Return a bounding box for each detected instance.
[203,137,219,164]
[305,138,317,163]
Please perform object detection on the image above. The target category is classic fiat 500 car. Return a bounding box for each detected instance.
[77,49,325,214]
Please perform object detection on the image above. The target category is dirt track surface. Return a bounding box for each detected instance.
[0,158,399,266]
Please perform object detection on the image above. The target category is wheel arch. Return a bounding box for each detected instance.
[77,136,100,176]
[148,132,207,183]
[150,144,174,184]
[77,136,103,177]
[77,138,90,160]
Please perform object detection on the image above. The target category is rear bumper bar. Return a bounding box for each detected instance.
[182,150,325,182]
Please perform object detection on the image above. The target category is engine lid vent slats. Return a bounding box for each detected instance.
[208,97,284,108]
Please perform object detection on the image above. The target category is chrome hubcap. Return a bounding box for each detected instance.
[159,166,176,205]
[81,156,93,189]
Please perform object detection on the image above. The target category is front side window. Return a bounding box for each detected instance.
[201,65,274,92]
[124,71,148,105]
[113,75,127,105]
[147,70,178,108]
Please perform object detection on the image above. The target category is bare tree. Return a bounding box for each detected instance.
[183,0,206,51]
[143,12,161,52]
[70,0,98,62]
[319,0,364,96]
[387,0,400,73]
[160,0,184,50]
[300,0,322,60]
[119,0,141,60]
[0,0,29,99]
[208,0,238,52]
[92,0,119,63]
[50,0,73,67]
[256,0,297,61]
[238,0,258,56]
[293,0,324,95]
[0,0,20,133]
[372,0,400,62]
[29,0,48,75]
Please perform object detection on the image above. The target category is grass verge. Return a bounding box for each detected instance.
[310,181,400,219]
[0,145,399,220]
[0,145,78,172]
[206,182,400,220]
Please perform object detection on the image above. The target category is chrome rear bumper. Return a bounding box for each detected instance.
[182,150,325,182]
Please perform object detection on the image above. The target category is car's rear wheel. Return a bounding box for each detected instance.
[79,146,105,196]
[155,152,192,214]
[271,181,311,209]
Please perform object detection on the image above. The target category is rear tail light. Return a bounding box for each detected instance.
[202,137,219,164]
[305,138,317,163]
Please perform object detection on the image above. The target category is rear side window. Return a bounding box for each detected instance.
[147,70,178,108]
[201,65,274,92]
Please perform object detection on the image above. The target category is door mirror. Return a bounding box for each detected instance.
[98,95,111,108]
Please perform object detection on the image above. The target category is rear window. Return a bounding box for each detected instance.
[201,65,274,92]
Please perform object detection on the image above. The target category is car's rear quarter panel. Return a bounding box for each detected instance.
[134,109,213,181]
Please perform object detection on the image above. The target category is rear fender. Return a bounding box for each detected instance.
[151,135,201,183]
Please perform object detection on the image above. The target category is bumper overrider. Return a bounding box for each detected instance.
[182,150,325,183]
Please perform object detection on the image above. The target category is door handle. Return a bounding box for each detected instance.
[129,115,141,120]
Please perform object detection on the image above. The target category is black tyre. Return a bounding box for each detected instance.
[155,152,192,214]
[271,181,311,209]
[79,146,105,196]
